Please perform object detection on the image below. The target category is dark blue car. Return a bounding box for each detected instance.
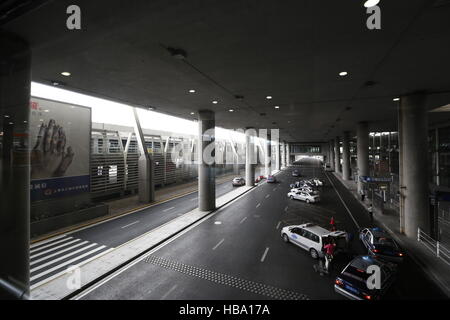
[359,227,404,263]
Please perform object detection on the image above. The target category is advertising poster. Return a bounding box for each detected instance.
[29,98,91,202]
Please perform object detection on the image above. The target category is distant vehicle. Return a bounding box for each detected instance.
[292,169,300,177]
[359,228,405,263]
[324,163,333,172]
[232,177,245,186]
[267,175,276,183]
[334,255,397,300]
[281,223,347,259]
[296,186,319,195]
[287,190,320,203]
[255,175,265,183]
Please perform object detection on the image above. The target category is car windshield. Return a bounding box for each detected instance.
[375,237,398,250]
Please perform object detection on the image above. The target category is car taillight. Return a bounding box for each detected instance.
[335,279,344,287]
[398,253,404,257]
[372,249,379,253]
[363,295,372,300]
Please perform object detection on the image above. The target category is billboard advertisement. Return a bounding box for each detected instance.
[29,98,91,202]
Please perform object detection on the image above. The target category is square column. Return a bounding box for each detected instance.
[198,110,216,211]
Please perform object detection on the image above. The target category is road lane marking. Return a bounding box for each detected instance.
[121,221,140,229]
[276,221,281,230]
[212,239,225,250]
[160,285,178,300]
[30,243,98,273]
[261,247,270,262]
[30,241,90,266]
[239,217,247,224]
[325,172,360,229]
[30,239,81,259]
[30,237,74,254]
[265,194,270,199]
[190,197,198,201]
[273,188,277,191]
[284,206,288,212]
[30,245,107,281]
[254,215,261,218]
[256,203,261,209]
[30,234,67,249]
[163,207,175,212]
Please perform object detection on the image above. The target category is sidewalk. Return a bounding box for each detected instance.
[332,172,450,298]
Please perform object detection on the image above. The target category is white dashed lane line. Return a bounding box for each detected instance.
[276,221,281,230]
[163,207,175,212]
[265,194,270,199]
[256,203,261,209]
[121,220,140,229]
[239,217,247,224]
[160,284,178,300]
[260,247,270,262]
[212,239,225,251]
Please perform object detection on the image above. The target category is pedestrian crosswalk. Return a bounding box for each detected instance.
[30,234,114,290]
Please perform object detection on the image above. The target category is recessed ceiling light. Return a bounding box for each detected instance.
[190,112,195,115]
[364,0,380,8]
[266,96,273,100]
[212,100,218,104]
[229,109,234,112]
[393,98,400,102]
[274,106,280,109]
[8,122,13,125]
[148,107,155,111]
[61,72,71,77]
[189,89,196,93]
[339,71,348,77]
[23,121,27,123]
[4,115,9,118]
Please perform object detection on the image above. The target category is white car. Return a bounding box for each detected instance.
[232,177,245,186]
[295,186,319,195]
[312,178,323,186]
[281,223,347,259]
[287,190,320,203]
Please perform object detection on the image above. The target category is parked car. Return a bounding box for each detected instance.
[255,175,265,183]
[312,178,324,186]
[232,177,245,186]
[296,186,320,195]
[292,169,300,177]
[287,190,320,203]
[267,175,276,183]
[281,223,347,259]
[334,255,397,300]
[359,227,405,263]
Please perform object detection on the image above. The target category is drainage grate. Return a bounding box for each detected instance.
[144,255,309,300]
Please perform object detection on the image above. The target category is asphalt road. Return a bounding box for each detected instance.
[30,178,236,288]
[78,159,447,300]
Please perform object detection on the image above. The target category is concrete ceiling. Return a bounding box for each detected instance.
[2,0,450,142]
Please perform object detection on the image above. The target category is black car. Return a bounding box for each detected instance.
[359,227,404,263]
[334,255,397,300]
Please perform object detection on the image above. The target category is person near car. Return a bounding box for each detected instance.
[323,240,336,273]
[329,216,336,231]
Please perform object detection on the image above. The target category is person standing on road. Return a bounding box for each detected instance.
[368,204,373,223]
[330,216,336,231]
[360,190,366,202]
[323,240,336,274]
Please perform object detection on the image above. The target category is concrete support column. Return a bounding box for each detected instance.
[342,131,351,180]
[329,140,335,171]
[334,137,341,173]
[399,94,429,237]
[245,128,256,186]
[275,138,280,171]
[0,33,31,299]
[133,108,155,203]
[286,143,290,166]
[198,110,216,211]
[264,133,271,177]
[357,122,369,195]
[281,142,286,168]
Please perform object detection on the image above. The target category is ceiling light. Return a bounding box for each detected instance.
[339,71,348,77]
[190,112,195,115]
[189,89,196,93]
[364,0,380,8]
[393,98,400,102]
[229,109,234,112]
[4,115,9,118]
[212,100,218,104]
[274,106,280,109]
[61,72,71,77]
[266,96,273,100]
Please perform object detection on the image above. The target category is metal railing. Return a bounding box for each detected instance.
[418,228,450,266]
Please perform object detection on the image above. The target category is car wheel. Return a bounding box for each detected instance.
[290,196,293,200]
[282,234,289,243]
[310,248,319,259]
[306,199,310,204]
